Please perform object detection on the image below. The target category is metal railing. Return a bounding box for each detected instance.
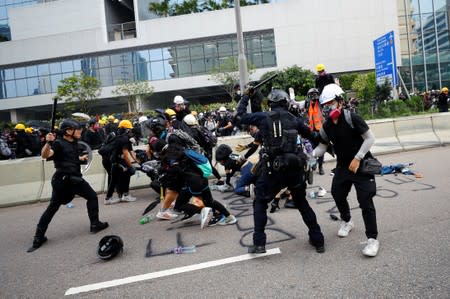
[108,21,136,41]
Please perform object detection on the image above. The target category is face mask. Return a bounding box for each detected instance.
[236,90,241,95]
[323,102,340,119]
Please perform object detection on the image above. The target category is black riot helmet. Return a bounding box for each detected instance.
[215,144,233,162]
[97,235,123,260]
[307,88,320,101]
[149,117,167,136]
[268,89,289,108]
[59,119,81,132]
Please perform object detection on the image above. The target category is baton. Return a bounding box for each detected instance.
[251,73,278,90]
[50,96,58,132]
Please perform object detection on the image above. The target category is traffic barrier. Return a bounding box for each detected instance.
[0,113,449,207]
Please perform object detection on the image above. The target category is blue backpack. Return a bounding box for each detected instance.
[184,148,212,178]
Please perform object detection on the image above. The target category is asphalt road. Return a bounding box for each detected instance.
[1,147,449,298]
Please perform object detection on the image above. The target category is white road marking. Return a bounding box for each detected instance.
[65,248,281,296]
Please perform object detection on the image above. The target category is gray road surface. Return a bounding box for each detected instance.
[1,147,449,298]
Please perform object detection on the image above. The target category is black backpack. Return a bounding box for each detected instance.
[196,125,217,148]
[98,132,117,158]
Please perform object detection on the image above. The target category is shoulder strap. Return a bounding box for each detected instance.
[343,109,354,129]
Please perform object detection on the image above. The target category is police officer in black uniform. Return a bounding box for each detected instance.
[236,89,325,254]
[27,119,108,252]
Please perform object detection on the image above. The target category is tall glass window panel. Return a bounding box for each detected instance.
[111,65,133,84]
[61,60,74,73]
[217,40,233,57]
[412,65,426,90]
[163,60,175,79]
[191,58,205,74]
[110,53,127,66]
[204,42,218,59]
[0,6,7,19]
[5,80,16,98]
[49,62,61,75]
[245,36,261,54]
[98,68,113,87]
[434,0,447,10]
[81,58,97,76]
[205,57,219,71]
[50,74,62,93]
[177,58,192,77]
[410,0,420,15]
[133,50,149,64]
[150,60,165,80]
[25,65,37,77]
[261,34,275,51]
[231,39,238,55]
[150,48,163,61]
[15,79,27,97]
[98,55,111,68]
[14,66,26,79]
[162,47,173,60]
[27,77,39,95]
[248,52,263,68]
[38,76,51,94]
[418,0,433,13]
[190,44,204,58]
[72,59,82,72]
[262,50,276,67]
[4,68,14,80]
[135,62,150,81]
[176,45,190,59]
[37,64,50,76]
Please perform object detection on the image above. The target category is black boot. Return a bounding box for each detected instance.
[319,166,325,175]
[284,199,296,209]
[27,227,48,253]
[270,198,280,213]
[90,221,109,233]
[309,239,325,253]
[248,245,266,254]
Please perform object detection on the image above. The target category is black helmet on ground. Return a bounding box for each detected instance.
[97,235,123,260]
[59,119,81,131]
[215,144,233,161]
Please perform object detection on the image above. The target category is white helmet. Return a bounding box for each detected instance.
[219,106,226,112]
[174,95,184,105]
[138,116,148,124]
[183,114,198,126]
[319,84,344,105]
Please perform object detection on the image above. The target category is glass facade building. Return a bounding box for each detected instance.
[0,30,276,99]
[398,0,450,91]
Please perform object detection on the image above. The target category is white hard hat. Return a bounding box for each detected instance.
[219,106,226,112]
[183,114,198,126]
[138,116,148,124]
[319,84,344,105]
[174,95,184,104]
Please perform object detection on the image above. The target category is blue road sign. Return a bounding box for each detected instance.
[373,31,398,86]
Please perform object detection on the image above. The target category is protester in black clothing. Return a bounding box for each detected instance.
[13,123,32,158]
[437,87,448,112]
[315,63,335,94]
[104,115,118,135]
[82,119,103,150]
[27,119,108,252]
[314,84,379,257]
[216,107,233,136]
[173,95,191,122]
[236,89,325,254]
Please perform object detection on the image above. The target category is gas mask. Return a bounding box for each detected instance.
[323,102,340,119]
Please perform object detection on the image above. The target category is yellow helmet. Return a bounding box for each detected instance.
[98,119,106,125]
[118,119,133,129]
[108,115,115,121]
[191,111,198,116]
[165,108,176,117]
[114,119,119,124]
[14,123,26,130]
[25,127,33,134]
[316,63,325,72]
[442,87,449,93]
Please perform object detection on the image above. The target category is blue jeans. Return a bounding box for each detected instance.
[235,162,256,195]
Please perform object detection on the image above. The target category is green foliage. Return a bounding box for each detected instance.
[173,0,200,15]
[149,0,171,17]
[405,95,424,113]
[112,80,154,113]
[56,74,101,114]
[259,65,315,97]
[339,73,357,91]
[189,101,237,114]
[351,72,376,102]
[375,79,392,103]
[209,56,255,99]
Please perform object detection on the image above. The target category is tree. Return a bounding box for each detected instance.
[259,65,315,97]
[149,0,171,17]
[339,73,358,91]
[173,0,199,15]
[112,80,154,113]
[209,56,255,99]
[351,72,377,101]
[56,74,101,114]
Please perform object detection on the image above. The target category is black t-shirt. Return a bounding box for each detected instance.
[51,138,82,176]
[315,73,335,94]
[322,111,371,168]
[113,134,132,162]
[217,115,232,136]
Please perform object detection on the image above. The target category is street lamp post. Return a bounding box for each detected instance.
[234,0,251,113]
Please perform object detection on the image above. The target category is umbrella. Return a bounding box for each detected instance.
[71,112,91,121]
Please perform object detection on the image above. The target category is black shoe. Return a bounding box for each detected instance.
[27,236,48,253]
[270,198,280,213]
[309,240,325,253]
[319,167,325,175]
[248,245,266,254]
[284,200,296,209]
[90,221,109,233]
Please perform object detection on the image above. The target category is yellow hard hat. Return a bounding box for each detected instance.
[98,119,106,125]
[118,119,133,129]
[191,111,197,116]
[25,127,33,134]
[442,87,449,93]
[316,63,325,72]
[14,123,26,130]
[108,115,115,121]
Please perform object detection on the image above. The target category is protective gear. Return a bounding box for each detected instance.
[138,116,148,123]
[25,127,33,134]
[183,114,198,126]
[97,235,123,260]
[316,63,325,72]
[108,115,115,121]
[307,88,320,100]
[215,144,233,162]
[118,120,133,129]
[60,119,81,131]
[219,106,227,113]
[14,123,26,131]
[235,144,247,152]
[191,111,197,116]
[268,89,289,105]
[148,117,167,136]
[165,108,176,120]
[174,95,184,105]
[442,87,448,93]
[319,84,344,105]
[87,118,97,126]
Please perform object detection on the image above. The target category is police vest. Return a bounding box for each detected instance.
[265,110,298,157]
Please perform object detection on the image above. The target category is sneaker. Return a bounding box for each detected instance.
[27,236,48,253]
[156,209,178,220]
[121,194,137,202]
[218,214,237,225]
[317,187,327,197]
[309,239,325,253]
[248,245,266,254]
[104,197,120,205]
[200,207,212,229]
[90,221,109,233]
[208,214,225,227]
[338,220,354,237]
[362,238,379,257]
